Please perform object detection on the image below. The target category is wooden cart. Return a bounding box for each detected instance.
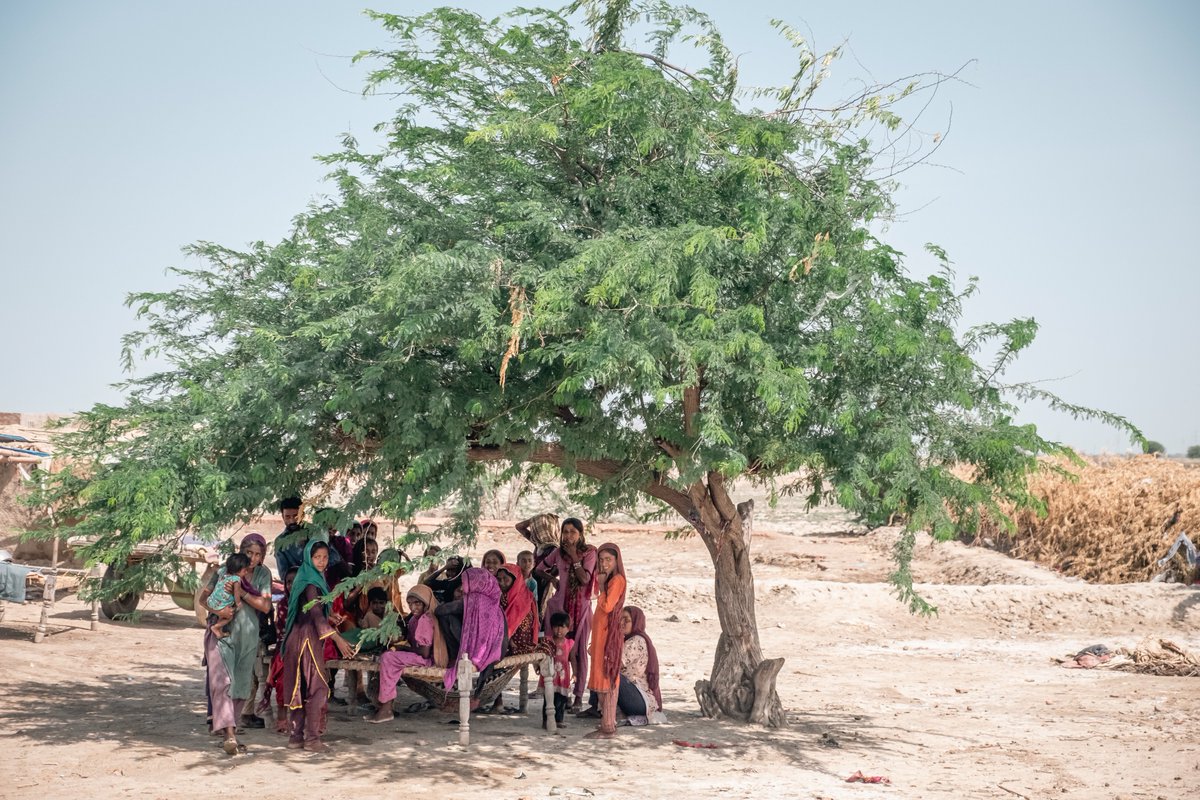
[94,540,219,625]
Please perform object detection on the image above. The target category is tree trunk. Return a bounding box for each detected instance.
[693,498,787,727]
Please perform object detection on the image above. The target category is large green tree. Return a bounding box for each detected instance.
[32,1,1136,726]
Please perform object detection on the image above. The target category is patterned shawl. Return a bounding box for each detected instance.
[624,605,662,711]
[498,563,537,643]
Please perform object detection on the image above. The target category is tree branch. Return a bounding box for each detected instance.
[466,442,696,519]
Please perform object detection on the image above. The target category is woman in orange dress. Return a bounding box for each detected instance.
[584,542,626,738]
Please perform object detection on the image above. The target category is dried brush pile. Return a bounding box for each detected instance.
[1115,639,1200,677]
[974,455,1200,583]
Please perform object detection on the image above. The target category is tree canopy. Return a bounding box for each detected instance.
[30,0,1137,725]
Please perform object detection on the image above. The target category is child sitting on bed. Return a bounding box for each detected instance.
[206,552,252,639]
[367,584,444,723]
[360,587,388,629]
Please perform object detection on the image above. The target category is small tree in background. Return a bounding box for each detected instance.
[27,1,1138,726]
[1143,440,1166,455]
[1186,445,1200,459]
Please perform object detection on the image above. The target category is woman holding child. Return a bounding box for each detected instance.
[202,533,272,755]
[533,518,596,712]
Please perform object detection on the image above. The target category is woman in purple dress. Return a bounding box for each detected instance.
[533,517,596,712]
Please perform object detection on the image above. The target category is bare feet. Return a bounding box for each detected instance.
[304,739,328,753]
[584,728,616,739]
[222,737,240,755]
[286,738,304,750]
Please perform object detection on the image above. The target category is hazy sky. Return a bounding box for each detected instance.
[2,1,1197,453]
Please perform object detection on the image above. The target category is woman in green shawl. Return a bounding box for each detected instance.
[280,540,354,752]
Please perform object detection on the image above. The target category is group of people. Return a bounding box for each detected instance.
[200,499,666,754]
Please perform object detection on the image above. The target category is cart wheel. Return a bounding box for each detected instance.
[194,564,216,627]
[99,563,141,619]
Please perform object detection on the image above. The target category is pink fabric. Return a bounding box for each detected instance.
[204,629,246,731]
[443,567,505,690]
[377,614,434,704]
[540,547,596,700]
[551,637,575,696]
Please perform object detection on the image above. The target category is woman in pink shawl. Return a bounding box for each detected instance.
[437,567,506,693]
[534,517,596,711]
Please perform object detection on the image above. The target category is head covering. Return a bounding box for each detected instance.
[406,584,449,667]
[522,513,560,547]
[597,542,627,683]
[443,567,505,690]
[237,533,268,595]
[624,606,662,711]
[241,532,267,551]
[498,563,537,643]
[284,540,331,642]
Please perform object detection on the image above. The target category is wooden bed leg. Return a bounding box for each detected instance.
[90,565,101,631]
[457,651,473,747]
[519,664,529,713]
[541,652,557,737]
[33,569,56,643]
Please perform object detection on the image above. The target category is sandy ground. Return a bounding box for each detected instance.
[2,504,1198,800]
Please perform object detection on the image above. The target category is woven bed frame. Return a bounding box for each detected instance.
[327,649,555,745]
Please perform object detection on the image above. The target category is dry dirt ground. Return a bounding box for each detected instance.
[2,504,1198,800]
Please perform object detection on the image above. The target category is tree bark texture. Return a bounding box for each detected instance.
[690,494,787,728]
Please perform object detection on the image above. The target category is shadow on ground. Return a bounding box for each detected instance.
[0,663,884,784]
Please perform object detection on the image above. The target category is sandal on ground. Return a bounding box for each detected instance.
[575,706,601,718]
[365,712,395,724]
[222,739,240,756]
[404,701,431,714]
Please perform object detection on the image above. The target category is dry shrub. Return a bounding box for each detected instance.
[976,455,1200,583]
[1115,639,1200,677]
